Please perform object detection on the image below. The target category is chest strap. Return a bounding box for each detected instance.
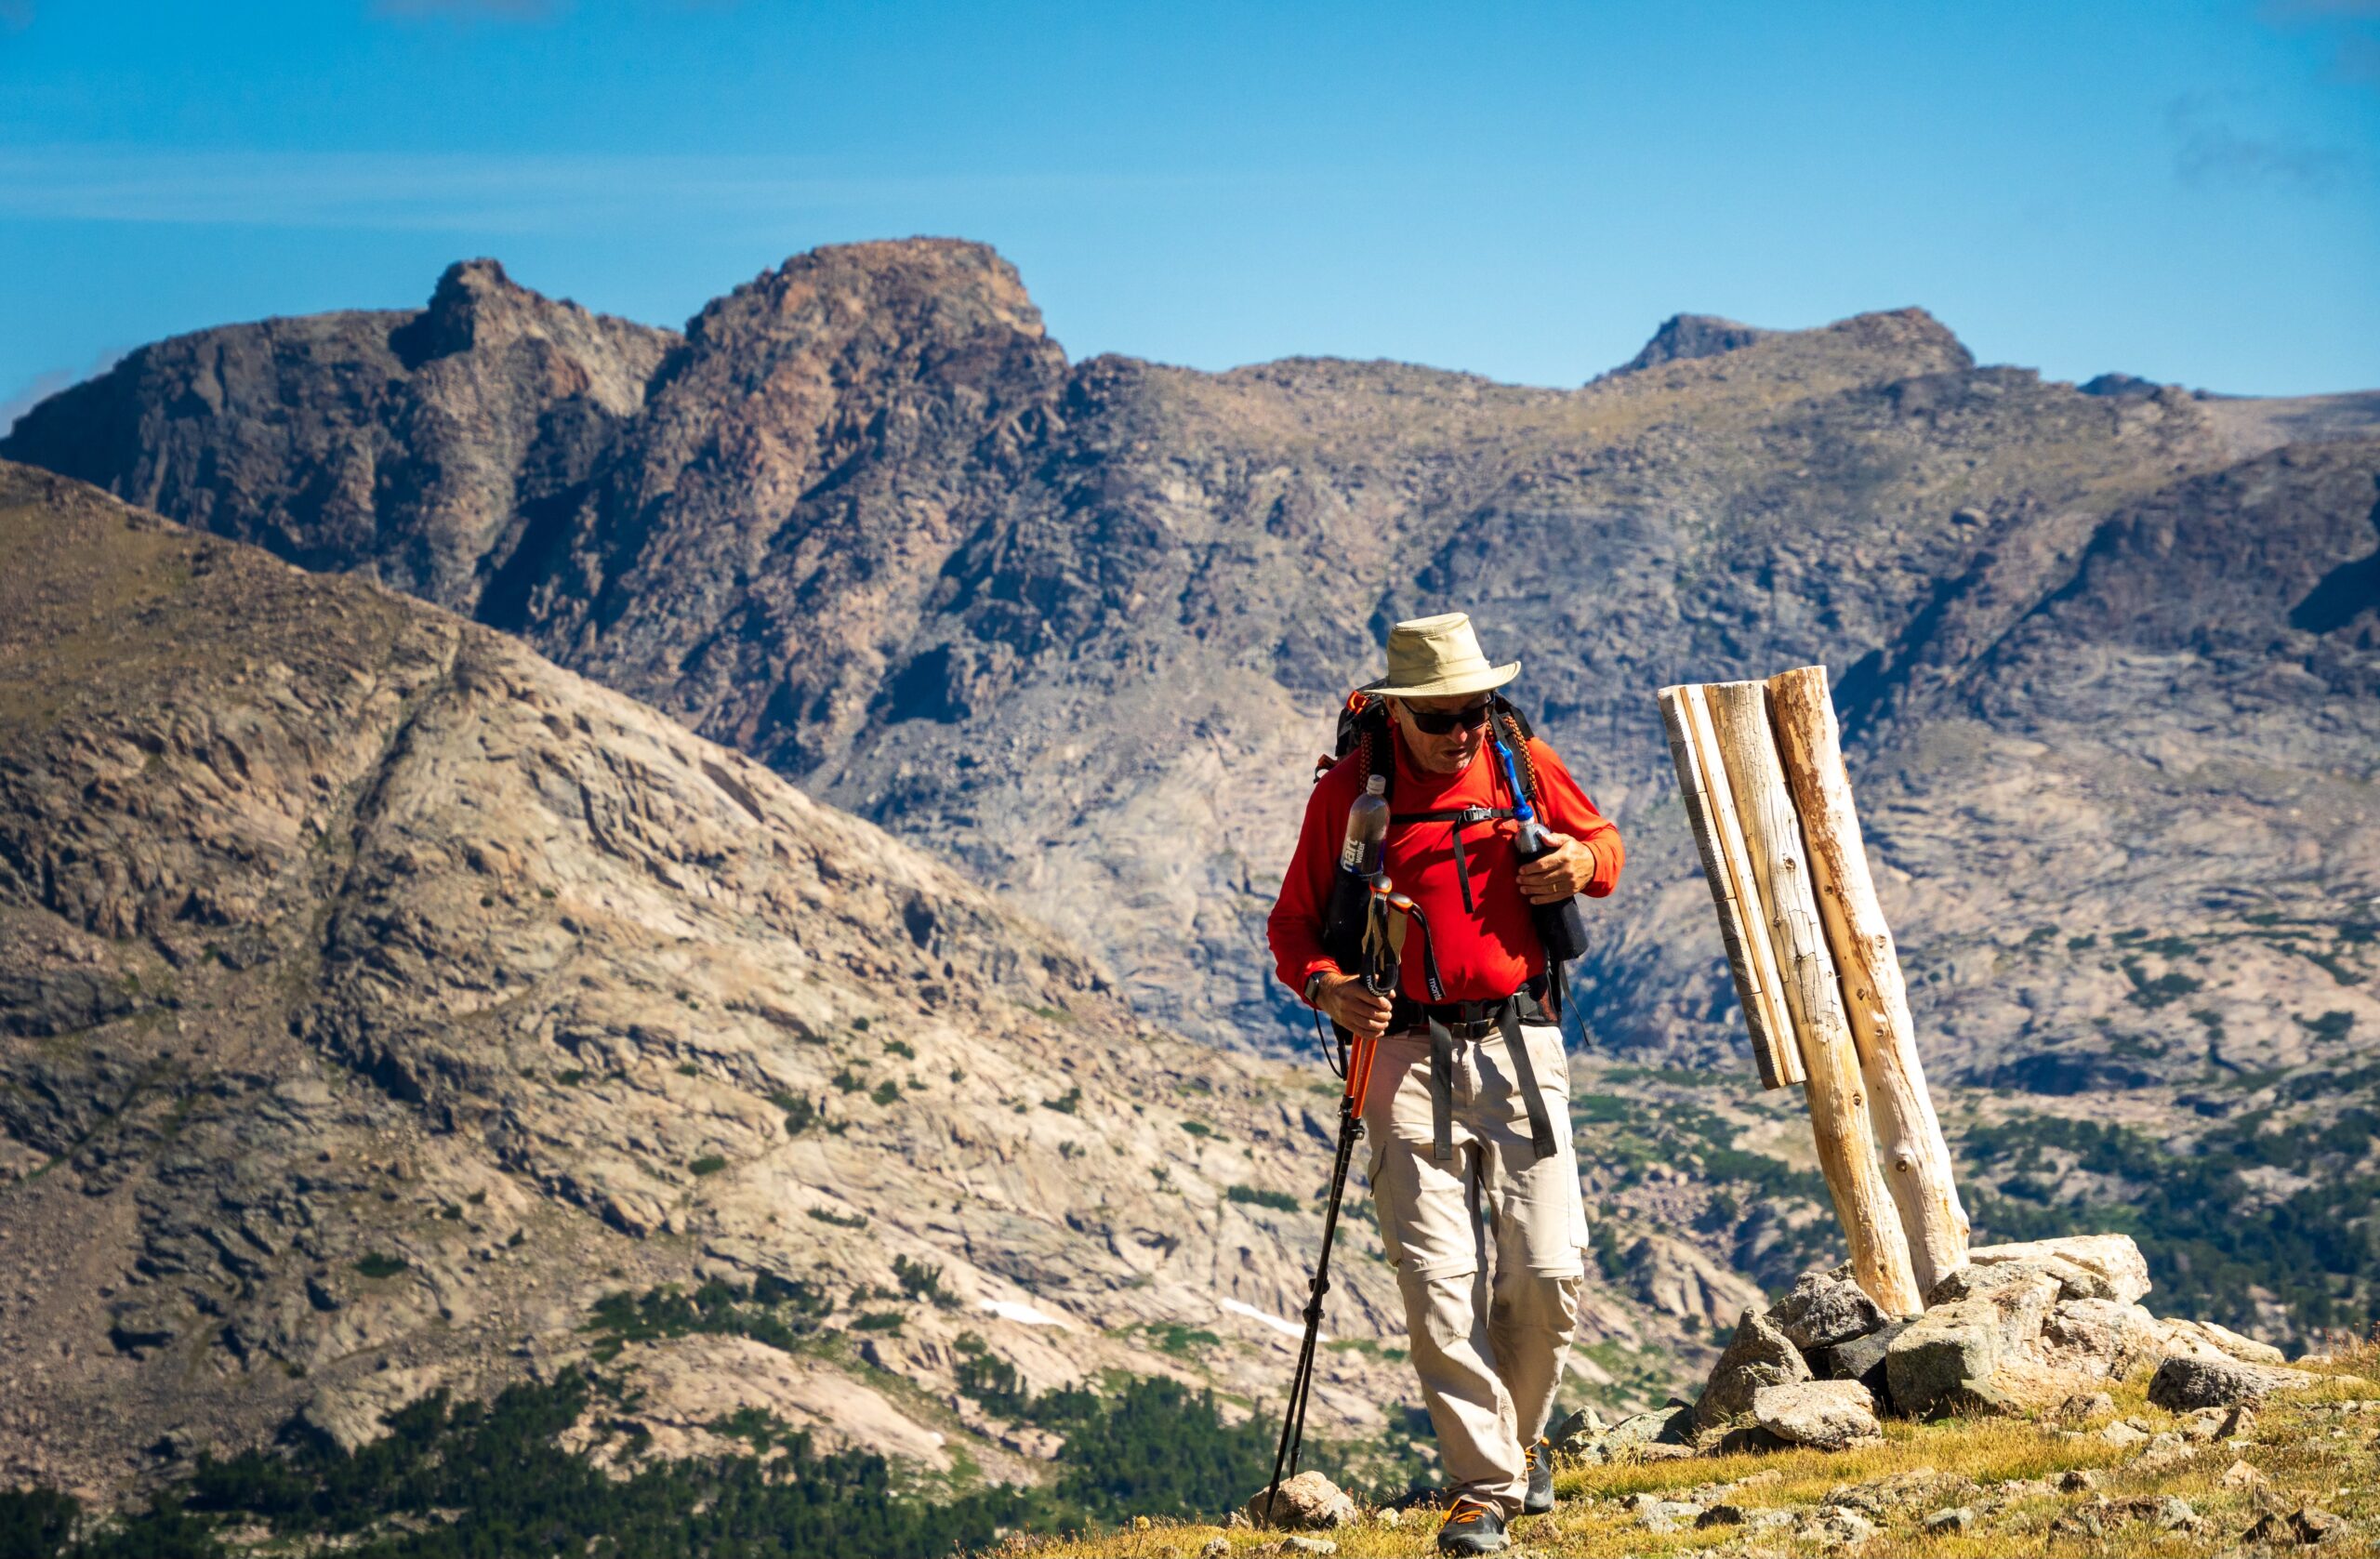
[1389,804,1516,914]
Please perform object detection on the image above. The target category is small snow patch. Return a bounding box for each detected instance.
[980,1299,1070,1328]
[1222,1298,1318,1341]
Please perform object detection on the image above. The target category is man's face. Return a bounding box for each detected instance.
[1389,693,1491,774]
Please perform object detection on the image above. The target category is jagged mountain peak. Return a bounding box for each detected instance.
[1615,311,1776,373]
[388,256,562,365]
[694,236,1051,350]
[1606,305,1972,389]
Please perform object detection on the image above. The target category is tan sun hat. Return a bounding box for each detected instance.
[1368,613,1521,699]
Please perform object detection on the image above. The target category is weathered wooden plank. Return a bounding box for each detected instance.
[1703,679,1924,1316]
[1659,684,1803,1089]
[1765,664,1970,1296]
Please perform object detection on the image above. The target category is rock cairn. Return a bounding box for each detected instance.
[1556,1233,2332,1461]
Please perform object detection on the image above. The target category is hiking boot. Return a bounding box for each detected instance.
[1522,1436,1555,1514]
[1437,1497,1509,1555]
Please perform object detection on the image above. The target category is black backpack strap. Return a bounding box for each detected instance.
[1427,1019,1456,1162]
[1495,1002,1560,1160]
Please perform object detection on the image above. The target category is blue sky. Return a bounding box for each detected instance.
[2,1,2375,429]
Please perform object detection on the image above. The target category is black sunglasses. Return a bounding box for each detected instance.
[1407,698,1493,735]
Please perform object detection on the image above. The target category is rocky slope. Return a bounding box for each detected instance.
[5,243,2375,1346]
[0,464,1470,1505]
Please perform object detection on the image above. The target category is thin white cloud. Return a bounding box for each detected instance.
[2258,0,2380,89]
[2166,94,2360,193]
[0,146,1223,233]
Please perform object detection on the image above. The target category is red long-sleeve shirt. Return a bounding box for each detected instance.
[1267,727,1624,1004]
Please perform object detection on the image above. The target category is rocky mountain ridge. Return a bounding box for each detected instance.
[11,243,2373,1076]
[3,240,2373,1393]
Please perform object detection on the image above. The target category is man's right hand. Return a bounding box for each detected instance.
[1314,970,1395,1038]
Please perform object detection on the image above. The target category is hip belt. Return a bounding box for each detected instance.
[1394,978,1558,1165]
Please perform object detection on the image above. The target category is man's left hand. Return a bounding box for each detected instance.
[1515,831,1596,904]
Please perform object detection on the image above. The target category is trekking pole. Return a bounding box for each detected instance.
[1263,877,1397,1522]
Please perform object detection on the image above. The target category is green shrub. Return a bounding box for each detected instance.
[892,1254,955,1309]
[582,1275,831,1362]
[2301,1011,2355,1043]
[688,1156,727,1177]
[0,1487,76,1559]
[1225,1183,1300,1213]
[353,1253,407,1280]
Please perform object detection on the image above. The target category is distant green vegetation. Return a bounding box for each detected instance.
[0,1305,1434,1559]
[892,1253,955,1309]
[1566,1075,1840,1288]
[1126,1321,1225,1358]
[582,1275,832,1362]
[948,1334,1426,1520]
[2300,1011,2355,1044]
[1964,1106,2380,1334]
[0,1371,1041,1559]
[351,1253,406,1280]
[1224,1183,1302,1213]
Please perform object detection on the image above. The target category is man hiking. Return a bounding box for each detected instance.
[1266,613,1622,1555]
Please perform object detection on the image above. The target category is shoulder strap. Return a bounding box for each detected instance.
[1490,695,1543,812]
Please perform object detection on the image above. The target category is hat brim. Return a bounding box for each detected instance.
[1368,660,1520,700]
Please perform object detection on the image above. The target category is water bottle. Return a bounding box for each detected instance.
[1495,737,1590,964]
[1513,812,1590,963]
[1322,774,1390,968]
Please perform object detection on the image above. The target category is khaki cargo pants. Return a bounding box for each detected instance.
[1362,1022,1587,1517]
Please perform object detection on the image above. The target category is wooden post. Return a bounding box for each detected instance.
[1765,665,1971,1296]
[1658,685,1805,1089]
[1702,680,1924,1317]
